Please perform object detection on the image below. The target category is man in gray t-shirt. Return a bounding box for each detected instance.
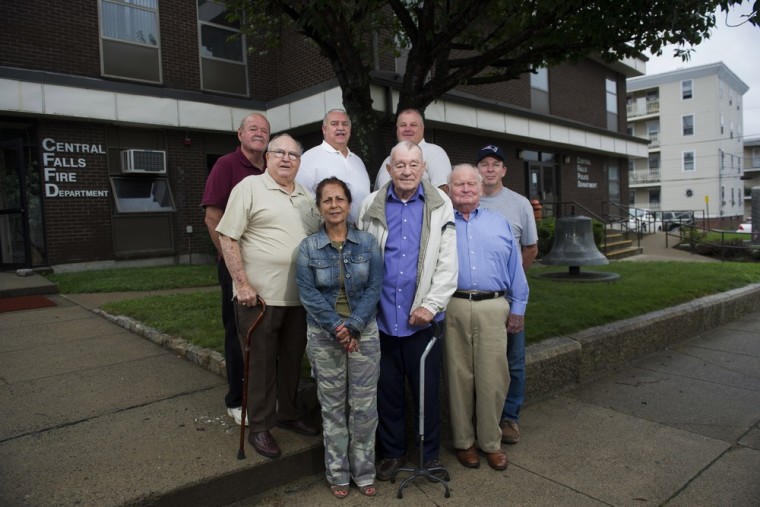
[475,144,538,445]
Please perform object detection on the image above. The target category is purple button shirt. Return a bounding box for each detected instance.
[377,184,424,337]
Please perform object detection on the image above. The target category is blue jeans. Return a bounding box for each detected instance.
[501,329,525,422]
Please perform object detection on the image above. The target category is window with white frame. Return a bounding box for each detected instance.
[720,114,724,135]
[100,0,161,83]
[605,78,618,130]
[197,0,248,96]
[682,114,694,136]
[683,151,695,172]
[530,67,549,114]
[681,79,692,99]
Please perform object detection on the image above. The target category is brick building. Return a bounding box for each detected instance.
[0,0,647,271]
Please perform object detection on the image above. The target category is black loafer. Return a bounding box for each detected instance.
[248,430,281,459]
[376,457,406,481]
[277,419,320,436]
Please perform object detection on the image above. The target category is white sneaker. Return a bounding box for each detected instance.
[227,406,248,426]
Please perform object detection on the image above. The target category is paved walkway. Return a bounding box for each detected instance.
[1,238,758,506]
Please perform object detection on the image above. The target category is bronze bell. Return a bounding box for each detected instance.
[542,215,608,272]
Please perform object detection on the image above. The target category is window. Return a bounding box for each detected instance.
[720,114,724,135]
[683,151,695,172]
[198,0,248,96]
[753,148,760,168]
[682,79,692,99]
[647,120,659,146]
[530,67,549,114]
[606,78,618,130]
[730,120,734,139]
[100,0,161,83]
[648,153,660,171]
[110,177,176,213]
[608,163,620,204]
[682,115,694,136]
[729,89,733,106]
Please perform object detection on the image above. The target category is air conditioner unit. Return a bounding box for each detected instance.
[121,149,167,174]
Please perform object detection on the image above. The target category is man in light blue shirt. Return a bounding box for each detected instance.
[444,163,528,471]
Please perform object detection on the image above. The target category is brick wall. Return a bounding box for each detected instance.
[1,0,101,77]
[550,60,609,131]
[39,122,114,264]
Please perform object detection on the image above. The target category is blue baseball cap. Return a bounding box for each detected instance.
[476,144,506,163]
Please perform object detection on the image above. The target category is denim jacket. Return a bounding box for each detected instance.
[296,225,383,337]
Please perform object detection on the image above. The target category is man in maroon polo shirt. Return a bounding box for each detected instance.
[201,112,270,426]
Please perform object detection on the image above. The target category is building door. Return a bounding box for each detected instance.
[527,162,559,217]
[0,139,30,268]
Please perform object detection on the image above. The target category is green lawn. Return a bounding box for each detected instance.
[46,261,760,354]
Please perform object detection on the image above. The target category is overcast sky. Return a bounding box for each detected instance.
[643,1,760,139]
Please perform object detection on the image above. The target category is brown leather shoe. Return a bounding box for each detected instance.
[456,445,480,468]
[486,449,508,471]
[248,430,281,459]
[277,418,320,436]
[500,419,521,444]
[376,457,405,481]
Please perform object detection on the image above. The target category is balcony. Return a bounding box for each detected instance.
[626,99,660,119]
[629,168,661,185]
[648,133,660,148]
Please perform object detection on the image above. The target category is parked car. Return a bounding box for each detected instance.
[626,208,652,232]
[628,210,694,232]
[736,219,752,233]
[660,211,694,232]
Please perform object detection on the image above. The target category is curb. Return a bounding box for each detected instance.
[88,283,760,504]
[93,283,760,408]
[525,283,760,401]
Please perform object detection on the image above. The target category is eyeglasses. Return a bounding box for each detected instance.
[268,149,300,161]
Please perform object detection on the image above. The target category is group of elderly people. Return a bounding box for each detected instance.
[202,108,531,500]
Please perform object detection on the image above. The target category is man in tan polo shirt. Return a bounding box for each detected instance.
[217,133,321,459]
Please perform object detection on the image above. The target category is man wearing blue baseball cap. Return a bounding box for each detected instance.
[475,144,538,445]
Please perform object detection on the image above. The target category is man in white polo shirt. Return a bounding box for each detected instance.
[297,109,370,223]
[374,108,452,193]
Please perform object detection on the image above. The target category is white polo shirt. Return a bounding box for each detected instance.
[296,140,370,223]
[375,139,452,190]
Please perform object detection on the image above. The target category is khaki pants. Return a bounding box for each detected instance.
[444,296,510,453]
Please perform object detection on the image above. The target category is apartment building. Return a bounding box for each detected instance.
[743,137,760,219]
[0,0,647,271]
[626,63,748,227]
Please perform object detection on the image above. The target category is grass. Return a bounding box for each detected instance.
[46,261,760,354]
[47,265,218,293]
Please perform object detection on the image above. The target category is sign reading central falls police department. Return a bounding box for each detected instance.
[42,138,110,198]
[576,157,598,189]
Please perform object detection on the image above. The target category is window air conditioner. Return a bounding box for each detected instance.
[121,149,167,174]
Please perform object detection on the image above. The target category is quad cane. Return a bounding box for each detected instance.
[393,320,451,498]
[237,295,266,460]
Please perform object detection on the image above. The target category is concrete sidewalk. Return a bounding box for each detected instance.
[241,309,760,506]
[1,239,759,506]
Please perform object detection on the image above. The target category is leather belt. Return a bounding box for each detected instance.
[452,290,506,301]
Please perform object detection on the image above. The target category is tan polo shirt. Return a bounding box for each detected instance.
[216,172,320,306]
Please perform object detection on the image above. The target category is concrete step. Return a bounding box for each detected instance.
[607,246,643,260]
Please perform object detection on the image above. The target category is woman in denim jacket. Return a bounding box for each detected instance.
[296,177,383,499]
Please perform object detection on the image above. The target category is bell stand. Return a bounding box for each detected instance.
[392,320,451,499]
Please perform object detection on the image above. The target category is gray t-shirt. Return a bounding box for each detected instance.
[479,187,538,247]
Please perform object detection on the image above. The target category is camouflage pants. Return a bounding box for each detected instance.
[306,321,380,487]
